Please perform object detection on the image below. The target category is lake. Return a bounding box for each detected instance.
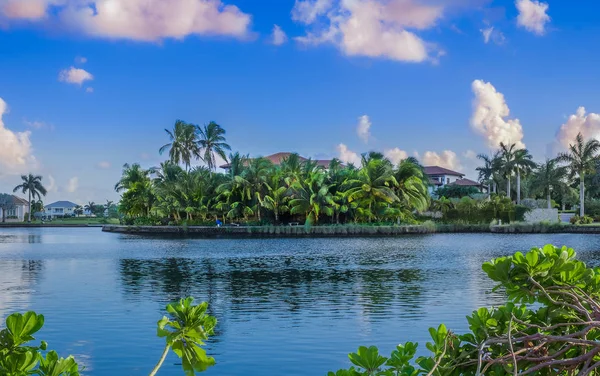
[1,229,599,375]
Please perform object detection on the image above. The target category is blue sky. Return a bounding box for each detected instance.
[0,0,599,203]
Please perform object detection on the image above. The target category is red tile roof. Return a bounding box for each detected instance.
[452,178,484,187]
[423,166,464,177]
[11,195,29,206]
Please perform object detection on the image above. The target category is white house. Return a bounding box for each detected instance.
[0,195,29,222]
[44,201,79,219]
[423,166,488,195]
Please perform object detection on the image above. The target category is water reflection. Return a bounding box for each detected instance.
[0,260,43,320]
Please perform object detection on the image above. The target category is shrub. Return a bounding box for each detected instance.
[585,199,600,217]
[329,245,600,375]
[570,215,580,224]
[514,205,530,221]
[570,215,594,225]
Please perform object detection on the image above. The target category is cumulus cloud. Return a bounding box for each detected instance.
[516,0,550,35]
[46,174,57,193]
[0,0,48,20]
[97,161,111,169]
[293,0,443,63]
[59,67,93,85]
[66,177,78,193]
[480,26,505,45]
[470,79,525,149]
[271,24,288,45]
[556,107,600,148]
[0,97,37,176]
[384,148,409,165]
[464,150,477,160]
[85,87,94,93]
[356,115,372,143]
[420,150,462,171]
[337,143,361,166]
[1,0,252,41]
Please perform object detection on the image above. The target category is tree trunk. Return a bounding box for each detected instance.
[547,191,551,209]
[516,169,521,204]
[257,207,261,222]
[493,181,497,194]
[580,174,585,217]
[275,211,279,223]
[28,190,31,223]
[506,177,511,200]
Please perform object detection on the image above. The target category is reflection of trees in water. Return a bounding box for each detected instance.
[0,260,44,319]
[118,256,425,322]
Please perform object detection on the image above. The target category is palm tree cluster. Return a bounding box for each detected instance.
[475,132,600,216]
[117,142,431,225]
[12,174,47,222]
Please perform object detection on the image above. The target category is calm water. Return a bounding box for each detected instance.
[1,229,600,375]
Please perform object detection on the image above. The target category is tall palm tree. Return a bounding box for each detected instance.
[530,159,568,209]
[499,143,518,199]
[557,132,600,216]
[85,201,96,216]
[197,121,231,171]
[262,172,289,223]
[159,120,200,170]
[476,152,502,194]
[513,148,537,204]
[115,163,150,192]
[394,157,429,213]
[289,167,334,225]
[13,174,47,222]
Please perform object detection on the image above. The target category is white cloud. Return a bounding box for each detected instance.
[75,56,87,64]
[24,119,47,129]
[97,161,111,169]
[356,115,371,143]
[480,26,505,45]
[556,107,600,149]
[294,0,443,63]
[516,0,550,35]
[292,0,333,24]
[0,97,38,176]
[337,143,361,165]
[66,177,79,193]
[464,150,477,160]
[46,174,57,193]
[1,0,252,41]
[384,148,409,165]
[420,150,462,171]
[470,79,525,149]
[59,66,94,85]
[85,87,94,93]
[0,0,48,20]
[271,24,288,46]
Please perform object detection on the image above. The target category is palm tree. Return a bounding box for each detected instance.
[344,158,399,222]
[530,159,568,209]
[159,120,200,170]
[289,167,334,225]
[13,174,47,222]
[499,143,518,199]
[85,201,96,216]
[262,172,289,223]
[197,121,231,171]
[557,132,600,216]
[476,152,502,194]
[115,163,150,192]
[513,148,537,204]
[394,157,429,213]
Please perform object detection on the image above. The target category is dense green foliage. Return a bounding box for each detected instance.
[117,151,430,226]
[0,312,80,375]
[330,244,600,375]
[430,195,529,224]
[12,174,47,223]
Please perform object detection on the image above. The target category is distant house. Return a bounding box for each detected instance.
[44,201,79,219]
[423,166,487,194]
[220,152,336,171]
[0,195,29,222]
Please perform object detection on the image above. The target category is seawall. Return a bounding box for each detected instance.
[101,224,600,237]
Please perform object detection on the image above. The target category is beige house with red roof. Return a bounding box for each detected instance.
[220,152,335,170]
[423,166,487,195]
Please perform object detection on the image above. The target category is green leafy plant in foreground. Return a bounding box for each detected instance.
[0,312,80,376]
[329,244,600,375]
[150,297,217,376]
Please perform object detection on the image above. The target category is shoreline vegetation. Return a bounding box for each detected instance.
[101,222,600,236]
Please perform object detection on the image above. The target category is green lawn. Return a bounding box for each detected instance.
[1,217,120,226]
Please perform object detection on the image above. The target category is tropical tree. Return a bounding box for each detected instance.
[31,200,44,215]
[513,148,537,204]
[344,157,399,222]
[13,174,47,222]
[84,201,95,216]
[394,157,429,213]
[115,163,149,192]
[0,193,14,223]
[159,120,200,170]
[289,167,334,225]
[261,172,290,223]
[498,143,518,199]
[557,132,600,216]
[197,121,231,171]
[530,158,569,209]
